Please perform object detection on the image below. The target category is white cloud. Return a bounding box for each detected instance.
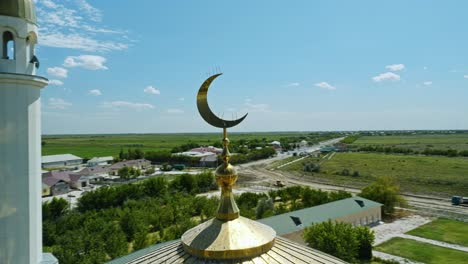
[464,75,468,79]
[100,101,154,110]
[49,79,64,86]
[423,81,432,86]
[245,102,270,112]
[76,0,102,22]
[144,86,160,95]
[178,97,185,101]
[385,64,405,71]
[167,109,184,114]
[41,33,128,52]
[89,89,102,96]
[372,72,401,82]
[48,98,72,109]
[315,82,336,90]
[286,82,300,87]
[63,55,108,70]
[47,67,68,78]
[36,0,130,52]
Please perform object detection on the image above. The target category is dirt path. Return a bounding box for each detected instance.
[372,215,432,245]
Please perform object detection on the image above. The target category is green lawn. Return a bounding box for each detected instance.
[42,132,337,158]
[376,237,468,264]
[282,152,468,196]
[352,134,468,151]
[407,218,468,247]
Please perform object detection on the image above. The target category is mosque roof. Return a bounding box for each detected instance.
[107,236,347,264]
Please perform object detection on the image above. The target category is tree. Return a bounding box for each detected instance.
[143,177,167,197]
[177,173,196,193]
[120,210,146,242]
[359,176,405,216]
[355,226,375,260]
[133,230,150,250]
[303,220,374,262]
[304,220,358,262]
[43,197,69,221]
[101,223,128,259]
[255,198,274,219]
[302,188,328,208]
[118,166,131,180]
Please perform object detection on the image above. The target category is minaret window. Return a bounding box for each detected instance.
[2,31,15,60]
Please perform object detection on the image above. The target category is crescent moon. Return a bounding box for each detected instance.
[197,73,248,128]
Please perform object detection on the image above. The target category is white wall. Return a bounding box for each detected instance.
[0,73,48,264]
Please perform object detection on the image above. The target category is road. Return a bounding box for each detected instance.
[237,137,468,221]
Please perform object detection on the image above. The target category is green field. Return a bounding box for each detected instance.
[375,237,468,264]
[353,133,468,151]
[42,132,336,158]
[282,152,468,196]
[407,218,468,246]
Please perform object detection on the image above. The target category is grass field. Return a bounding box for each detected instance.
[407,218,468,246]
[352,133,468,151]
[281,152,468,196]
[375,237,468,264]
[42,132,335,158]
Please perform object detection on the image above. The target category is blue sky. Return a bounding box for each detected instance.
[35,0,468,134]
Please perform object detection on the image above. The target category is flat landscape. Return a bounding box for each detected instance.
[42,132,336,158]
[352,133,468,151]
[281,152,468,196]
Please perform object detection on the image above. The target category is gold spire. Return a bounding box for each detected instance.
[215,128,240,220]
[181,74,276,260]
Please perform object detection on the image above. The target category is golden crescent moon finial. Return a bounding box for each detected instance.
[196,73,248,128]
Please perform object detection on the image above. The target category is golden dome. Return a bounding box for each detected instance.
[0,0,37,24]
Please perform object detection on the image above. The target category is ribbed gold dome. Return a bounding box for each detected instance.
[0,0,37,24]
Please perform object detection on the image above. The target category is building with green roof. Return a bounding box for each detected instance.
[258,196,382,244]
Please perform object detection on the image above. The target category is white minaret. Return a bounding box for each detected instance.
[0,1,50,264]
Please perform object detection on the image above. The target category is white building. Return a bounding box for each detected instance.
[87,156,114,166]
[42,154,83,168]
[174,151,216,158]
[0,0,57,263]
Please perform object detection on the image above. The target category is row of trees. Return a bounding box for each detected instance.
[118,166,142,180]
[77,172,216,212]
[117,146,277,167]
[356,145,468,157]
[341,134,361,144]
[235,186,353,220]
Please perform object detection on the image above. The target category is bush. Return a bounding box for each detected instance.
[303,220,374,262]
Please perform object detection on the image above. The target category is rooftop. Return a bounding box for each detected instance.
[258,196,382,236]
[42,154,83,164]
[107,236,346,264]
